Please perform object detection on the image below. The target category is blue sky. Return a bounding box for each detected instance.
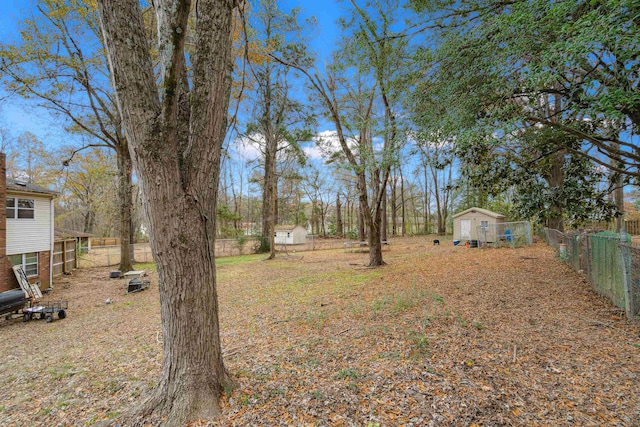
[0,0,50,141]
[0,0,344,147]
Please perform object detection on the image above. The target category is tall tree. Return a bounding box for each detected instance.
[276,0,410,265]
[412,0,640,178]
[414,134,455,234]
[95,0,236,424]
[342,0,409,263]
[243,0,313,258]
[411,0,637,227]
[11,132,49,183]
[0,0,135,271]
[57,148,118,235]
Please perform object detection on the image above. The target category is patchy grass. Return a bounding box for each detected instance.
[217,253,266,267]
[132,262,156,272]
[0,236,639,426]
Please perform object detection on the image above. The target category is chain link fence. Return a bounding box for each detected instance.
[79,236,353,268]
[543,228,639,318]
[477,221,533,248]
[620,243,640,318]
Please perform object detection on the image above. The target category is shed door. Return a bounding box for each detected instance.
[460,220,471,240]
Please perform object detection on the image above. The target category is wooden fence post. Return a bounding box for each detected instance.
[62,240,68,274]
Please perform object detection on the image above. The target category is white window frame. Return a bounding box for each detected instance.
[9,252,39,278]
[480,220,489,231]
[6,197,35,219]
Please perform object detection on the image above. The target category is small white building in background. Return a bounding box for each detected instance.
[453,207,506,242]
[274,225,307,245]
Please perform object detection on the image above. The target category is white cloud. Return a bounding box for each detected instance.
[230,134,263,161]
[309,129,361,161]
[303,144,325,160]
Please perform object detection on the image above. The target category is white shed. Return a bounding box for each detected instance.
[453,207,505,242]
[274,225,307,245]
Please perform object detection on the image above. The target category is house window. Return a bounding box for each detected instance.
[6,197,35,219]
[480,220,489,231]
[9,252,39,277]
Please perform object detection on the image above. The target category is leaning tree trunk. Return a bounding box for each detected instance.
[116,147,134,272]
[96,0,235,424]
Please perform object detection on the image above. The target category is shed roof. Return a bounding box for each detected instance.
[55,227,95,238]
[453,207,506,219]
[275,225,305,231]
[7,178,58,197]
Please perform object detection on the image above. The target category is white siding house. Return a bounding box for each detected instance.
[2,177,57,292]
[274,225,307,245]
[7,196,53,254]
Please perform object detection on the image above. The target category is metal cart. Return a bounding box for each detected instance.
[23,300,68,323]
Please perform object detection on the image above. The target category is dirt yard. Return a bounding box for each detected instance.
[0,236,638,426]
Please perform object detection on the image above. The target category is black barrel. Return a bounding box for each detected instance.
[469,240,478,248]
[0,289,27,316]
[0,290,26,306]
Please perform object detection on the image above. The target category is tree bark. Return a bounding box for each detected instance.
[545,149,566,232]
[365,184,384,266]
[117,147,134,272]
[400,164,405,236]
[358,201,365,242]
[391,171,396,236]
[260,135,276,255]
[382,186,388,242]
[83,209,95,234]
[336,193,343,237]
[423,160,430,234]
[96,0,235,424]
[611,141,625,232]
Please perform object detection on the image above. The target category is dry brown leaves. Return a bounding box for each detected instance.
[0,236,638,426]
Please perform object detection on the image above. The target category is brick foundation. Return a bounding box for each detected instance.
[0,252,51,293]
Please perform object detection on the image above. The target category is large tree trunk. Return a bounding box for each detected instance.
[381,187,388,242]
[546,149,566,232]
[390,172,396,236]
[96,0,235,424]
[261,134,277,257]
[431,165,446,235]
[116,148,134,272]
[358,201,365,241]
[367,205,384,266]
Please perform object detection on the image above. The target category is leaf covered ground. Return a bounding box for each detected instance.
[0,236,638,426]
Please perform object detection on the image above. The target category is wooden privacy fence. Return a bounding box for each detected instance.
[625,219,640,236]
[53,239,78,276]
[90,237,120,247]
